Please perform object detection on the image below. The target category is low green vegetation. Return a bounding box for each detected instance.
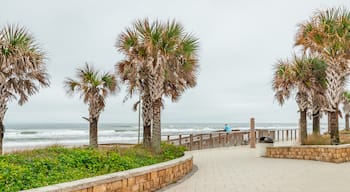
[340,130,350,135]
[304,131,350,145]
[340,131,350,144]
[304,134,331,145]
[0,143,186,191]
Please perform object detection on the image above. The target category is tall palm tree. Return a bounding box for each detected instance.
[295,7,350,144]
[149,20,199,153]
[0,25,49,154]
[272,60,306,141]
[342,91,350,131]
[116,19,199,153]
[64,64,117,148]
[116,26,153,147]
[273,54,327,144]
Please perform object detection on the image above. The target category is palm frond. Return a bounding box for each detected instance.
[132,100,140,112]
[101,72,118,94]
[116,18,199,111]
[64,78,81,95]
[0,24,50,105]
[64,63,117,116]
[295,6,350,60]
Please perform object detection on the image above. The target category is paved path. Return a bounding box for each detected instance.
[163,146,350,192]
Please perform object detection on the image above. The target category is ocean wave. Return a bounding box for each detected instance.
[2,123,328,150]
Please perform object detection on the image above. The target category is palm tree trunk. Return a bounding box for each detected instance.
[89,117,98,148]
[0,99,7,155]
[0,121,4,155]
[328,113,331,133]
[312,111,320,135]
[142,94,152,147]
[324,60,342,144]
[152,98,162,153]
[346,114,350,131]
[329,111,340,144]
[300,110,307,145]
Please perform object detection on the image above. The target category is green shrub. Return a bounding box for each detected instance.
[0,144,185,191]
[159,142,186,161]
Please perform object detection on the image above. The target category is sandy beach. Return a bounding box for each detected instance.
[163,146,350,192]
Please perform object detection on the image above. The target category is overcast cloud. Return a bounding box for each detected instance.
[1,0,349,124]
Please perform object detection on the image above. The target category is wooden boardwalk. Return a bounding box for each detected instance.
[165,128,298,151]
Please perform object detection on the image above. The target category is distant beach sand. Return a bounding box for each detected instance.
[3,144,77,154]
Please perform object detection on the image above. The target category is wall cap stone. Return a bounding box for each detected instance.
[22,153,193,192]
[267,144,350,149]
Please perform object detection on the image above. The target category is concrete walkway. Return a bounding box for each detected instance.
[163,146,350,192]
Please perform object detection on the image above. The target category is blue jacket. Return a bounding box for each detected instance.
[224,125,232,132]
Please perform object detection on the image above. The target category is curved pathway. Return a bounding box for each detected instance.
[163,146,350,192]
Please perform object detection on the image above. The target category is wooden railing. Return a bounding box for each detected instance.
[165,128,299,151]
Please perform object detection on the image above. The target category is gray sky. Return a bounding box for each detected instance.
[1,0,349,124]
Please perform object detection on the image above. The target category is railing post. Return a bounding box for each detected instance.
[294,129,297,141]
[233,132,238,146]
[250,117,256,148]
[271,130,275,141]
[200,134,203,149]
[277,130,280,141]
[179,135,182,145]
[218,133,221,145]
[197,136,200,150]
[258,130,262,138]
[223,133,225,146]
[286,130,289,141]
[226,133,229,145]
[189,134,193,151]
[210,133,213,148]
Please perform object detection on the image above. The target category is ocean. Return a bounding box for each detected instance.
[3,122,334,151]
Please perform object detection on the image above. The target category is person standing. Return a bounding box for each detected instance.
[224,124,232,132]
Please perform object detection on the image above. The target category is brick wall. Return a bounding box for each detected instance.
[24,153,193,192]
[266,144,350,163]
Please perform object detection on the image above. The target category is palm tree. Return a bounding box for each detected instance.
[309,58,328,135]
[64,64,117,148]
[273,57,310,144]
[0,25,49,154]
[149,20,199,153]
[273,54,327,144]
[295,7,350,144]
[116,26,153,147]
[342,91,350,131]
[116,19,199,153]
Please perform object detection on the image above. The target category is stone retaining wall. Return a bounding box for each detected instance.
[266,144,350,163]
[23,153,193,192]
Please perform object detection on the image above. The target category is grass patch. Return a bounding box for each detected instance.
[304,132,350,145]
[0,143,186,191]
[304,134,331,145]
[340,130,350,134]
[340,131,350,144]
[20,131,37,134]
